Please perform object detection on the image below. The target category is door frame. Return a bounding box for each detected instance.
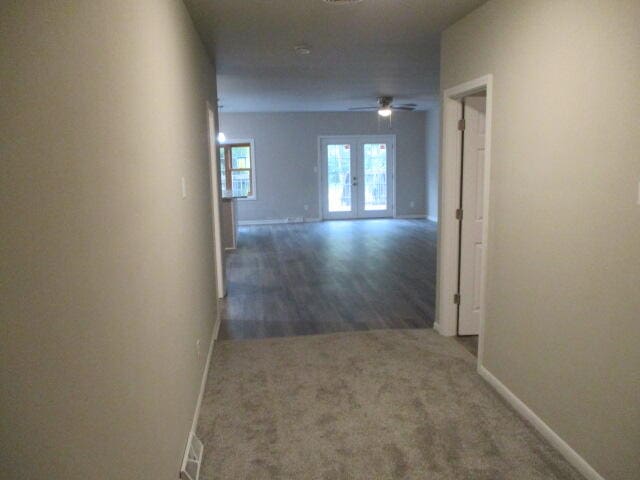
[317,134,397,220]
[435,74,493,367]
[206,102,226,299]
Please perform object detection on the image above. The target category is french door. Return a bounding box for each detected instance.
[320,135,395,220]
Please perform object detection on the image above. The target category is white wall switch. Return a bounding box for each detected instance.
[181,177,187,198]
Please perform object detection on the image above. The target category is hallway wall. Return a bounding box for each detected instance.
[425,106,440,222]
[441,1,640,479]
[0,1,219,478]
[219,111,427,221]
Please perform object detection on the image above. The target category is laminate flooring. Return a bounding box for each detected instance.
[217,219,438,340]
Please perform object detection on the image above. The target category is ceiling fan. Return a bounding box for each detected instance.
[349,96,417,117]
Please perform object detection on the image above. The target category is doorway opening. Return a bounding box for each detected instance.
[319,135,396,220]
[436,75,493,366]
[217,118,434,342]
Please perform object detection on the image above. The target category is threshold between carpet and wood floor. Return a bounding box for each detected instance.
[196,329,584,480]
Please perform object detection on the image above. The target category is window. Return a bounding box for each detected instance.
[219,141,255,199]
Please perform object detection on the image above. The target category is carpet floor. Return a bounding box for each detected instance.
[197,329,583,479]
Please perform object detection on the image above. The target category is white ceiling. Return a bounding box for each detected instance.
[184,0,487,112]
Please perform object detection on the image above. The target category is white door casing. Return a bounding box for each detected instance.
[436,74,492,367]
[206,103,226,298]
[458,95,486,335]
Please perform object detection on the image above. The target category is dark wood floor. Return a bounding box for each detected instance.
[217,219,438,340]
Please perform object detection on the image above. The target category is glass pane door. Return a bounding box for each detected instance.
[363,143,388,211]
[324,142,356,218]
[356,139,393,218]
[321,136,393,220]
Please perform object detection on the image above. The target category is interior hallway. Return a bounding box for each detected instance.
[218,219,438,340]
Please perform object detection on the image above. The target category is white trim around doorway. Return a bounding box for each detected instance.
[206,102,226,299]
[435,74,493,367]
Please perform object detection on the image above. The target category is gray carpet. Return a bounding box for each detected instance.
[197,329,583,479]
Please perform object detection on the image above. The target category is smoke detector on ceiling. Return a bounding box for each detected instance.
[294,45,312,55]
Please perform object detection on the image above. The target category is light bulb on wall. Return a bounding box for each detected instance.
[217,132,226,143]
[378,108,392,117]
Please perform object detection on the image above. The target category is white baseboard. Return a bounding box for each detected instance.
[395,214,427,219]
[187,315,219,440]
[237,219,288,226]
[427,215,438,222]
[238,217,321,226]
[478,365,604,480]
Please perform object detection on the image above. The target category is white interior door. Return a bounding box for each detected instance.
[458,95,486,335]
[321,136,394,220]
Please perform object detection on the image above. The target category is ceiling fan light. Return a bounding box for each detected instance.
[378,107,392,117]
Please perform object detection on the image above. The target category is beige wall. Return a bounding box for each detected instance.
[441,1,640,479]
[425,107,440,222]
[0,1,219,478]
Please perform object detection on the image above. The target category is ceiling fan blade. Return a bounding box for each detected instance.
[398,103,417,107]
[391,106,416,111]
[348,106,379,111]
